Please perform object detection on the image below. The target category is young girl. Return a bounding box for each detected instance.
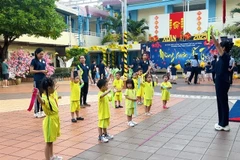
[124,79,137,127]
[143,74,158,115]
[36,77,62,160]
[113,72,124,108]
[161,75,172,109]
[70,68,84,123]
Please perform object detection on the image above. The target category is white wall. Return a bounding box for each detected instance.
[83,35,102,47]
[138,7,165,22]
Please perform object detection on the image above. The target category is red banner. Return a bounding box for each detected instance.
[169,12,184,38]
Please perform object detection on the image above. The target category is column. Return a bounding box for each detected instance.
[96,17,102,37]
[164,5,173,14]
[78,16,83,46]
[206,0,216,22]
[84,15,90,34]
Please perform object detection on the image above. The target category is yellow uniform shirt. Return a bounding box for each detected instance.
[98,91,111,120]
[124,89,136,109]
[42,93,60,142]
[132,78,138,90]
[70,81,80,101]
[113,79,124,91]
[53,90,59,103]
[161,81,172,101]
[143,82,157,100]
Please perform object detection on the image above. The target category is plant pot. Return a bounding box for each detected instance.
[15,78,22,85]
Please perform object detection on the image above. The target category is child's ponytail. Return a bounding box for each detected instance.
[41,77,54,111]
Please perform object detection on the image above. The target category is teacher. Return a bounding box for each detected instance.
[212,31,233,131]
[30,48,47,118]
[188,54,199,84]
[139,53,150,74]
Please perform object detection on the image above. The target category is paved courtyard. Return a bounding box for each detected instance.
[0,79,240,160]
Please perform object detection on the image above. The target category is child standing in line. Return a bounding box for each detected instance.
[36,77,62,160]
[97,79,114,143]
[205,62,212,81]
[170,63,177,84]
[137,67,151,105]
[132,72,138,92]
[161,75,172,109]
[113,72,124,108]
[143,74,158,115]
[70,68,84,123]
[124,79,137,127]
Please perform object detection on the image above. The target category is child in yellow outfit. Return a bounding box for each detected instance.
[113,72,124,108]
[36,77,62,160]
[161,75,172,109]
[97,79,114,143]
[143,74,159,115]
[125,79,138,127]
[132,72,138,92]
[137,67,151,105]
[70,68,84,123]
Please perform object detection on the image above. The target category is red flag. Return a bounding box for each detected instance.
[223,0,226,24]
[169,12,184,38]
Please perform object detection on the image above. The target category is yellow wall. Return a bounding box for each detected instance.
[90,22,96,32]
[138,7,165,22]
[216,0,237,17]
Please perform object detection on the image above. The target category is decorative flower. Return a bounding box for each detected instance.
[234,39,240,47]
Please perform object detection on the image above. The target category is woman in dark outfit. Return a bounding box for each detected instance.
[211,55,217,84]
[30,48,47,118]
[188,55,199,84]
[211,31,233,131]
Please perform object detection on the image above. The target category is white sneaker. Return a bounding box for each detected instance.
[37,112,45,118]
[131,121,138,125]
[105,134,114,140]
[34,113,39,118]
[214,123,230,131]
[51,155,63,160]
[99,135,109,143]
[128,121,135,127]
[147,112,152,116]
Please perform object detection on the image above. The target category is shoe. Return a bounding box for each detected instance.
[118,105,123,108]
[214,123,230,131]
[99,135,108,143]
[187,81,191,85]
[128,121,135,127]
[137,102,142,105]
[84,103,91,107]
[131,121,138,125]
[51,155,63,160]
[147,112,152,116]
[115,105,119,109]
[37,111,45,118]
[34,112,39,118]
[77,117,84,121]
[163,106,169,109]
[105,134,114,140]
[71,119,77,123]
[144,112,148,115]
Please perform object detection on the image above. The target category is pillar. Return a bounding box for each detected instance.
[165,5,173,13]
[84,15,90,33]
[97,53,101,64]
[78,16,83,46]
[103,52,107,66]
[123,32,128,78]
[206,0,216,21]
[96,17,102,37]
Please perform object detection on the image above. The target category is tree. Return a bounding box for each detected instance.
[103,15,122,34]
[222,3,240,37]
[0,0,66,59]
[127,18,149,42]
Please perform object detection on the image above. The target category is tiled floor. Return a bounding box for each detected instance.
[1,80,240,160]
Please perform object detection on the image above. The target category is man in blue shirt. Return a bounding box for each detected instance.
[78,56,91,107]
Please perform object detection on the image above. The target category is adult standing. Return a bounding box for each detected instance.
[78,56,91,106]
[30,48,47,118]
[212,31,233,131]
[211,55,217,84]
[139,53,150,74]
[188,55,199,84]
[1,59,9,88]
[229,55,235,85]
[131,58,139,73]
[90,60,96,84]
[98,59,105,79]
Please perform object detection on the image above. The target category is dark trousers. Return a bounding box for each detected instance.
[34,81,43,113]
[91,72,96,84]
[188,67,199,84]
[81,82,89,105]
[215,78,230,127]
[229,66,233,84]
[212,72,216,84]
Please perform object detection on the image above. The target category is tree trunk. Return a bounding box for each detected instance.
[0,37,10,60]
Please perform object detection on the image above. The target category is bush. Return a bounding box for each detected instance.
[52,67,72,78]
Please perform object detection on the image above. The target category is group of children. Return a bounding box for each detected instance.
[35,65,173,159]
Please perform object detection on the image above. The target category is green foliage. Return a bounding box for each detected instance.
[0,0,66,58]
[127,19,149,38]
[231,46,240,62]
[103,15,122,34]
[101,33,121,45]
[52,67,71,78]
[66,47,88,66]
[222,3,240,36]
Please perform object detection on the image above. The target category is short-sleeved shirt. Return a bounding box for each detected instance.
[215,53,230,82]
[30,59,46,81]
[191,59,199,67]
[229,57,235,67]
[98,91,110,120]
[98,63,105,74]
[78,63,89,83]
[143,81,157,100]
[1,62,8,74]
[171,67,177,75]
[70,81,80,101]
[113,79,124,90]
[205,65,211,73]
[42,93,59,116]
[132,78,138,90]
[124,89,136,109]
[139,60,150,73]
